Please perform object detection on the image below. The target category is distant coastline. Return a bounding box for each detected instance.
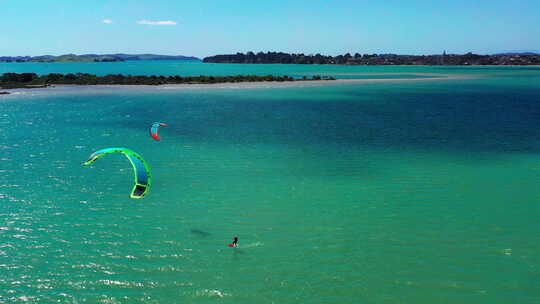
[0,73,334,90]
[0,54,200,63]
[203,51,540,66]
[4,52,539,65]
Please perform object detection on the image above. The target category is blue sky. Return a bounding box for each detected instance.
[1,0,539,57]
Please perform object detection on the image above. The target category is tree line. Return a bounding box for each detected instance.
[203,51,540,65]
[0,73,334,89]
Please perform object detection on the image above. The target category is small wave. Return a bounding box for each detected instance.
[196,289,231,298]
[98,280,145,288]
[241,242,264,248]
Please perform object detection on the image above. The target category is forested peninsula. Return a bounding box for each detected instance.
[203,52,540,65]
[0,73,334,90]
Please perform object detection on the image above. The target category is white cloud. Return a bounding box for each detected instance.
[103,19,113,24]
[137,20,176,25]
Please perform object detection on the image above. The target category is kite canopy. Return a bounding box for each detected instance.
[83,148,151,199]
[150,122,168,141]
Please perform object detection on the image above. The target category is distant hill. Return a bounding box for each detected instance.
[0,54,200,62]
[103,54,200,61]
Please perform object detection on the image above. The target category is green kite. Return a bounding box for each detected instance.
[83,148,151,199]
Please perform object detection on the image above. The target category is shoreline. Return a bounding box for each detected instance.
[0,74,472,96]
[202,63,540,67]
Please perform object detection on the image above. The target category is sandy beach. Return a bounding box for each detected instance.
[1,73,474,97]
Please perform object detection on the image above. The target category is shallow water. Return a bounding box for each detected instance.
[1,65,540,303]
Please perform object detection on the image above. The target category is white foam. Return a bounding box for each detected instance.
[242,241,264,248]
[196,289,231,298]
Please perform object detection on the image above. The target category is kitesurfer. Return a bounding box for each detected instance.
[232,236,238,247]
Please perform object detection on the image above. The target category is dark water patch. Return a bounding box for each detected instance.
[93,82,540,156]
[324,83,540,154]
[44,76,540,164]
[190,229,212,237]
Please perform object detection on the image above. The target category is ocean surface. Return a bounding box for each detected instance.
[1,61,540,303]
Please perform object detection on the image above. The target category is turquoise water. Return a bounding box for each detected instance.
[0,60,441,77]
[1,63,540,303]
[3,60,538,79]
